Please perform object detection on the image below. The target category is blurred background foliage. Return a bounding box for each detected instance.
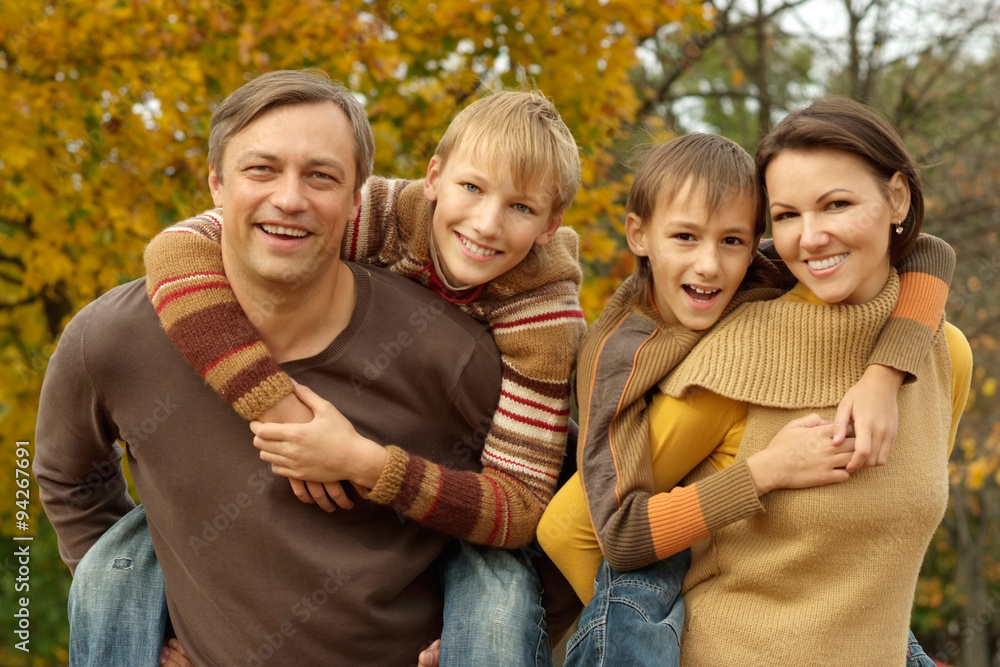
[1,0,998,664]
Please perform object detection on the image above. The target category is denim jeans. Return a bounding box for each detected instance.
[906,630,937,667]
[565,550,690,667]
[68,504,168,667]
[70,509,551,666]
[439,540,552,667]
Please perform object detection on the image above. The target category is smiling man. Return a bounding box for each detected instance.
[35,70,503,666]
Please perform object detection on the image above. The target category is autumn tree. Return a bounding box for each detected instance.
[630,1,1000,663]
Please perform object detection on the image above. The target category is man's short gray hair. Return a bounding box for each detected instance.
[207,69,375,190]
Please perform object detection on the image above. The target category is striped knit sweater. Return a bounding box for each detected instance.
[576,234,954,573]
[143,177,586,548]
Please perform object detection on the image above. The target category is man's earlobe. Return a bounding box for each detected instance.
[208,164,225,209]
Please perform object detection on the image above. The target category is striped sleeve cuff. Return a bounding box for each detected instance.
[368,445,409,506]
[697,460,764,533]
[867,316,936,382]
[231,373,296,421]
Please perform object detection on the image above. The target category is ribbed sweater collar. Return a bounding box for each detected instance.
[662,270,900,408]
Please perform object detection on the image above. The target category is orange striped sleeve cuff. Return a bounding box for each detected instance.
[892,272,949,331]
[648,486,709,560]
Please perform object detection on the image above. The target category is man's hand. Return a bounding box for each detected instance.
[161,638,194,667]
[418,639,441,667]
[251,384,388,490]
[834,364,904,472]
[747,414,855,495]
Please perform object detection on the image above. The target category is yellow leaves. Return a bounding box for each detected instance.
[967,458,992,491]
[581,275,625,323]
[984,377,997,398]
[581,231,621,266]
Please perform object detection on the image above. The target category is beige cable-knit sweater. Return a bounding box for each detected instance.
[662,271,969,666]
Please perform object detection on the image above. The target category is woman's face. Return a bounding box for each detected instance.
[765,148,907,305]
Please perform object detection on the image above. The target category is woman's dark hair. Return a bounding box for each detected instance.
[755,96,923,264]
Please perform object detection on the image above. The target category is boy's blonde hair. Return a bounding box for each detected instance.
[627,133,765,298]
[434,90,582,214]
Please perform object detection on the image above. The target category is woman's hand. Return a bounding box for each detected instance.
[747,414,855,495]
[834,364,904,472]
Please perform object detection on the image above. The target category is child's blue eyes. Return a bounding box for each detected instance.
[459,183,534,214]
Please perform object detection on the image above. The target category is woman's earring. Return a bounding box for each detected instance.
[895,220,904,235]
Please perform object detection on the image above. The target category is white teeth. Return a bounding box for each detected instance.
[807,253,848,270]
[261,224,308,238]
[688,286,719,295]
[460,236,497,256]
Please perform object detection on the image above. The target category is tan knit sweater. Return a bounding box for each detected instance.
[574,234,954,573]
[662,271,958,666]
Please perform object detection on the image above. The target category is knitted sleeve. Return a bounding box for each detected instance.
[142,177,414,420]
[575,290,763,572]
[143,210,293,419]
[760,234,954,378]
[341,176,412,265]
[868,233,955,378]
[368,235,587,548]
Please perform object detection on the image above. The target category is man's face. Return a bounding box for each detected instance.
[209,102,362,293]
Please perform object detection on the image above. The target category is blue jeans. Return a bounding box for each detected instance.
[906,630,936,667]
[439,540,552,667]
[68,504,168,667]
[565,550,690,667]
[70,509,551,666]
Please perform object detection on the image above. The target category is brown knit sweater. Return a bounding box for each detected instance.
[143,177,586,548]
[662,270,967,665]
